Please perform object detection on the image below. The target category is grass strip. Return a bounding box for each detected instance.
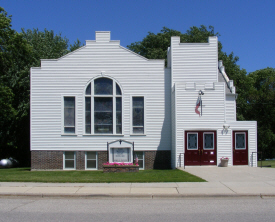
[257,160,275,168]
[0,168,205,183]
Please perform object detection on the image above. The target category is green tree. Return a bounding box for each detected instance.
[0,7,33,163]
[21,28,83,67]
[0,7,82,165]
[246,68,275,158]
[128,26,218,65]
[0,84,17,155]
[69,39,83,52]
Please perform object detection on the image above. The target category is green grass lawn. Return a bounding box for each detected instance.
[0,168,205,183]
[257,160,275,168]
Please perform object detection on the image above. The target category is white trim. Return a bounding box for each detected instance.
[85,151,98,170]
[30,68,33,151]
[109,147,132,163]
[63,151,76,170]
[130,95,146,135]
[235,132,246,150]
[84,77,123,135]
[174,83,177,168]
[134,151,144,170]
[62,95,77,135]
[83,134,124,136]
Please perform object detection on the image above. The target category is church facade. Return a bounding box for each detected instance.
[30,31,257,170]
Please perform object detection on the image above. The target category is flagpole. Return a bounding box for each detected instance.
[200,96,202,116]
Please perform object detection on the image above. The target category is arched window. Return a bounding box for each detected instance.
[85,77,122,134]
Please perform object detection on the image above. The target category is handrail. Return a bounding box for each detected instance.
[252,151,262,168]
[179,153,185,169]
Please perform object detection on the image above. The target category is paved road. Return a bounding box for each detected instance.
[0,196,274,222]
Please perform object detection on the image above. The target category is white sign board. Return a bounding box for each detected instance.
[112,148,130,162]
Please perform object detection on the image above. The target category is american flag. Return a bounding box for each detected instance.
[195,96,201,116]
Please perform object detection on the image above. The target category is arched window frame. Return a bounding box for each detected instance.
[84,77,123,135]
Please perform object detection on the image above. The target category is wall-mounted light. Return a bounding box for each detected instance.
[223,124,230,130]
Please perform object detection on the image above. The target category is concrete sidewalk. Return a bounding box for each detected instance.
[0,167,275,198]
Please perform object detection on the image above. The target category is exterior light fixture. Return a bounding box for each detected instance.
[223,124,230,130]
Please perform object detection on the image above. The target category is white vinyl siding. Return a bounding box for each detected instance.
[171,36,218,85]
[31,31,257,170]
[30,32,170,154]
[172,81,257,168]
[225,95,236,121]
[171,85,177,168]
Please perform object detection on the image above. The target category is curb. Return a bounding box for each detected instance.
[1,193,274,199]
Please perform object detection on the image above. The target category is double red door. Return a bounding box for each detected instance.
[233,131,248,165]
[185,131,217,166]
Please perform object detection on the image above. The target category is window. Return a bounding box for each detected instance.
[235,133,246,149]
[134,151,144,169]
[64,97,75,134]
[85,77,122,134]
[203,133,214,150]
[64,151,75,169]
[187,133,198,150]
[86,152,97,170]
[132,97,144,134]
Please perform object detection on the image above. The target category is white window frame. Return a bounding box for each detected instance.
[62,95,77,135]
[63,151,76,170]
[84,77,123,135]
[187,132,198,150]
[203,132,214,150]
[130,95,146,135]
[109,147,132,163]
[134,151,144,170]
[85,151,98,170]
[235,132,246,150]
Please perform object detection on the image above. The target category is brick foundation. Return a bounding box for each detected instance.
[31,150,171,170]
[31,151,63,170]
[145,150,171,169]
[103,165,139,173]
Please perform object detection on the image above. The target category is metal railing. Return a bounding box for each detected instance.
[252,151,262,168]
[179,153,185,169]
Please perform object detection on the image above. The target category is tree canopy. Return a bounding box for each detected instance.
[0,7,82,165]
[127,26,218,65]
[246,68,275,158]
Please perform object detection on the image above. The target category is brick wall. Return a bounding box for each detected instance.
[76,151,85,170]
[103,165,139,173]
[31,151,63,170]
[145,150,171,169]
[98,151,108,170]
[31,150,171,170]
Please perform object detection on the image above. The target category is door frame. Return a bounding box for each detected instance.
[232,131,248,165]
[184,130,217,166]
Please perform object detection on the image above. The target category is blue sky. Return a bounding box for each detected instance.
[2,0,274,73]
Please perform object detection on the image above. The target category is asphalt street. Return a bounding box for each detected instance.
[0,196,274,222]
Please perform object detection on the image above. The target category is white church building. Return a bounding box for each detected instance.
[30,31,257,170]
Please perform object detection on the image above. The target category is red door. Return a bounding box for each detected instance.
[233,131,248,165]
[185,131,217,166]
